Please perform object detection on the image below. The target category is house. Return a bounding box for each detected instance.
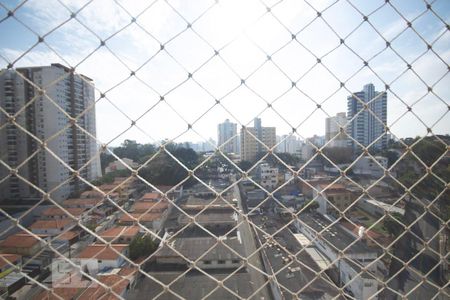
[41,206,86,220]
[62,198,103,209]
[98,226,141,244]
[76,244,128,275]
[0,254,21,273]
[130,201,168,214]
[30,219,75,236]
[0,232,43,256]
[254,163,279,190]
[105,157,138,173]
[118,212,163,231]
[139,192,163,202]
[77,273,131,299]
[314,183,358,218]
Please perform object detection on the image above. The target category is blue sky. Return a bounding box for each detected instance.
[0,0,449,146]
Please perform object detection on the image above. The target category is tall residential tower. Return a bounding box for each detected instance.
[0,64,101,201]
[347,84,387,151]
[217,119,239,154]
[240,118,276,162]
[325,112,348,148]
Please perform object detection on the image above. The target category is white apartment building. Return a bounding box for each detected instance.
[217,119,239,154]
[276,134,302,156]
[347,84,387,150]
[0,64,101,201]
[325,112,348,148]
[240,118,276,162]
[255,163,279,190]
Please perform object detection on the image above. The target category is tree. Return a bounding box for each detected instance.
[383,212,404,237]
[301,200,319,212]
[322,147,353,164]
[138,145,199,187]
[129,235,158,260]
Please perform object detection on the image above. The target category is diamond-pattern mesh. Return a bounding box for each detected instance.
[0,0,448,299]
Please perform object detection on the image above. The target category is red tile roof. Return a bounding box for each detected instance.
[0,254,21,269]
[131,201,168,213]
[119,212,163,223]
[76,244,128,260]
[78,274,130,300]
[0,232,41,248]
[139,192,162,201]
[99,226,140,239]
[42,206,86,218]
[62,198,103,207]
[30,219,74,230]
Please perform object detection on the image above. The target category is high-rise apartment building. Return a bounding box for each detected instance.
[217,119,238,154]
[276,134,302,156]
[325,112,348,148]
[0,64,101,201]
[347,84,387,150]
[240,118,276,162]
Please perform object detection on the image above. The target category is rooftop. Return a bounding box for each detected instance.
[139,192,163,201]
[298,213,377,254]
[250,214,341,300]
[131,201,168,213]
[119,212,163,223]
[62,198,103,207]
[30,219,74,230]
[76,244,128,260]
[0,254,21,269]
[0,232,41,248]
[77,274,130,300]
[155,235,244,262]
[99,226,140,239]
[42,206,86,218]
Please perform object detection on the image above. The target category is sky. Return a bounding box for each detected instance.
[0,0,449,147]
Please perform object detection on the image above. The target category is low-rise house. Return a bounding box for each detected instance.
[76,244,128,275]
[118,213,163,231]
[131,201,168,214]
[78,273,131,299]
[0,254,21,273]
[0,232,43,256]
[98,226,141,244]
[30,219,75,236]
[62,198,103,209]
[314,183,358,218]
[41,206,86,220]
[105,157,138,174]
[139,192,163,202]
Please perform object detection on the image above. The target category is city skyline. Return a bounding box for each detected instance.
[0,1,448,146]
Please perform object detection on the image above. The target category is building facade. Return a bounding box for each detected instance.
[217,119,238,154]
[240,118,276,161]
[325,112,348,148]
[0,64,101,201]
[347,84,387,151]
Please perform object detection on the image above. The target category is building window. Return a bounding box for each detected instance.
[217,260,225,264]
[204,260,211,265]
